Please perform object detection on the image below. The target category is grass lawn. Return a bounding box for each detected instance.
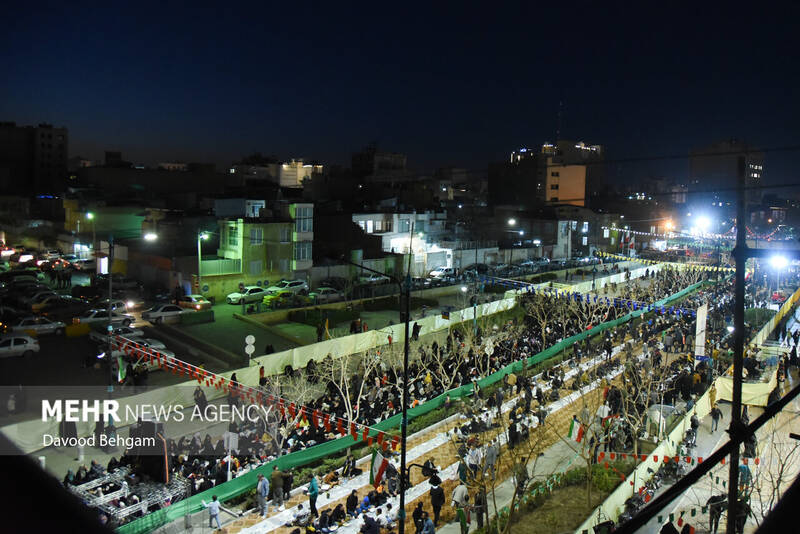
[513,484,610,534]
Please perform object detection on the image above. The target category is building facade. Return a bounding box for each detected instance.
[0,122,68,194]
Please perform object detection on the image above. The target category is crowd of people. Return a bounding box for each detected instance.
[62,262,755,530]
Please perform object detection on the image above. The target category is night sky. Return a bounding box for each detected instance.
[2,3,799,183]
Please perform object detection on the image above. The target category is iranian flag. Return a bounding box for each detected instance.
[568,418,584,443]
[370,449,389,487]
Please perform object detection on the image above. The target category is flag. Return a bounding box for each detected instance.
[370,449,389,487]
[568,418,584,443]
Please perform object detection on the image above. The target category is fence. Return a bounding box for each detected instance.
[574,283,800,533]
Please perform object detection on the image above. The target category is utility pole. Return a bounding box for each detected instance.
[726,155,747,534]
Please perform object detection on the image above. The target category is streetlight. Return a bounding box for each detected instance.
[198,232,210,295]
[86,212,97,256]
[331,228,414,534]
[508,218,516,226]
[143,232,158,242]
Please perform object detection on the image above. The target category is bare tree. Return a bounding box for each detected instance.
[747,416,800,527]
[318,350,382,423]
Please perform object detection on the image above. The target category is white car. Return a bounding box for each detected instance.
[309,287,344,303]
[265,279,309,295]
[141,303,192,324]
[94,298,133,313]
[226,286,267,304]
[113,338,174,372]
[89,325,144,344]
[23,290,59,306]
[358,273,391,285]
[76,309,134,327]
[429,267,454,279]
[10,316,67,336]
[0,335,40,358]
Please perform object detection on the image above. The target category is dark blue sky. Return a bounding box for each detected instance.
[2,2,799,182]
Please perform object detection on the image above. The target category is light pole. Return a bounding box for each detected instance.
[197,232,209,295]
[333,228,414,534]
[86,212,96,257]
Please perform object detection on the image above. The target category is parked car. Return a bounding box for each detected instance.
[71,284,102,300]
[89,325,145,344]
[114,338,175,371]
[319,277,349,291]
[309,287,344,304]
[178,294,212,310]
[43,249,62,261]
[76,309,134,327]
[92,298,133,313]
[141,303,193,324]
[32,294,84,313]
[429,267,455,279]
[61,254,78,264]
[226,286,267,304]
[10,316,67,336]
[23,290,59,307]
[265,279,309,295]
[358,273,391,285]
[263,290,312,309]
[0,335,40,358]
[71,258,96,271]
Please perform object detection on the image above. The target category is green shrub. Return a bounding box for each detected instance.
[289,308,360,327]
[362,297,438,312]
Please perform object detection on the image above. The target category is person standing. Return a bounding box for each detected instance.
[451,482,470,534]
[256,474,270,517]
[203,495,221,530]
[710,403,723,433]
[308,472,319,518]
[271,465,284,510]
[412,501,425,534]
[429,481,445,526]
[421,511,436,534]
[709,383,717,408]
[484,438,499,479]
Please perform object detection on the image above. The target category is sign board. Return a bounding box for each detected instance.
[694,303,708,367]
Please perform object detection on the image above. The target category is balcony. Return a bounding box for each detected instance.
[200,258,242,276]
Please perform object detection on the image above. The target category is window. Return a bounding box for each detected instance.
[384,220,393,232]
[0,340,11,348]
[550,184,559,190]
[295,206,313,233]
[582,236,588,246]
[375,220,382,232]
[228,225,239,246]
[249,227,263,245]
[280,227,291,243]
[294,241,312,261]
[399,220,410,233]
[551,171,560,177]
[582,221,589,233]
[357,220,366,230]
[551,197,559,202]
[366,220,374,233]
[249,260,263,275]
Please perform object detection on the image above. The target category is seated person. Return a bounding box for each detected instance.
[316,509,333,533]
[331,503,347,524]
[286,504,311,527]
[357,493,372,514]
[346,490,360,517]
[323,470,340,487]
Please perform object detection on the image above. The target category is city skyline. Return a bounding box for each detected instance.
[2,4,798,182]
